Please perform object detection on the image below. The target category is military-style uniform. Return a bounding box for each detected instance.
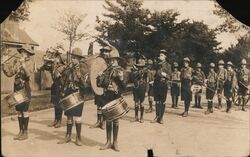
[237,59,250,111]
[171,63,181,108]
[192,63,206,109]
[99,64,125,152]
[224,62,237,113]
[205,63,217,114]
[152,51,171,124]
[57,48,87,146]
[216,60,227,109]
[180,57,193,117]
[131,62,148,123]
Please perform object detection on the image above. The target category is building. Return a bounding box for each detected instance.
[1,17,43,93]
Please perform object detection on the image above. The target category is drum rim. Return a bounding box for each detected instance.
[102,97,124,110]
[64,100,84,112]
[60,91,81,102]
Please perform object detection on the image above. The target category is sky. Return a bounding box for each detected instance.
[19,0,248,55]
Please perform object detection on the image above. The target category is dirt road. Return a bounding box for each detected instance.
[2,94,249,157]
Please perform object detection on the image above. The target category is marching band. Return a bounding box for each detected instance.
[2,43,250,151]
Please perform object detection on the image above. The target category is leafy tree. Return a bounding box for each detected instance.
[53,11,89,63]
[96,0,220,68]
[221,33,250,67]
[9,0,33,22]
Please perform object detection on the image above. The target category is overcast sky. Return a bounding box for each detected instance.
[19,0,248,55]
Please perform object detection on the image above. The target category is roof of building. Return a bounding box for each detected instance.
[1,18,39,46]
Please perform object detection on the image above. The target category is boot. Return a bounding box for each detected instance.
[182,101,189,117]
[158,103,165,124]
[54,120,61,128]
[58,123,73,144]
[112,122,119,152]
[19,117,29,140]
[182,111,188,117]
[197,96,203,109]
[140,106,144,123]
[175,96,179,108]
[226,101,232,113]
[90,113,101,128]
[146,101,153,113]
[210,102,213,113]
[242,99,246,111]
[192,95,198,108]
[171,96,175,108]
[131,106,139,122]
[75,123,82,146]
[100,122,112,150]
[14,117,23,140]
[100,115,106,130]
[151,102,159,123]
[48,120,57,127]
[205,101,211,115]
[216,98,222,109]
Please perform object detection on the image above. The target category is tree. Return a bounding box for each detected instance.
[96,0,220,68]
[213,2,249,33]
[221,33,250,67]
[53,10,88,63]
[9,0,33,22]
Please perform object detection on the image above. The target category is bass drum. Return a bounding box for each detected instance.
[4,89,30,108]
[90,57,108,95]
[59,92,84,113]
[102,97,130,121]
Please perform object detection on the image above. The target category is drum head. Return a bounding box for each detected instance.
[191,84,202,93]
[90,57,107,95]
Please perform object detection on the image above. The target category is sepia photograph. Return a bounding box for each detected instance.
[1,0,249,156]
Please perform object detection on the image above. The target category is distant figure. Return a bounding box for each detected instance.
[205,63,217,115]
[192,63,206,109]
[170,62,181,108]
[146,59,155,113]
[216,60,227,109]
[224,61,237,113]
[180,57,193,117]
[236,58,250,111]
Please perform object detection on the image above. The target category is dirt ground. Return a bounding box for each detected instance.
[1,93,249,157]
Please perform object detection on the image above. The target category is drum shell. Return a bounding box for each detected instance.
[191,84,202,94]
[102,97,130,121]
[4,89,30,108]
[59,92,84,112]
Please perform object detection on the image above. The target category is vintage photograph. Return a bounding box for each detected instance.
[1,0,249,156]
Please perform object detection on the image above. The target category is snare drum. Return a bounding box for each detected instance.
[102,97,130,121]
[59,92,84,113]
[4,89,30,108]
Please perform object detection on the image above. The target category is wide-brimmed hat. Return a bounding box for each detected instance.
[209,62,215,68]
[227,61,234,67]
[17,44,35,56]
[241,58,247,65]
[218,60,225,65]
[196,63,202,68]
[71,47,85,58]
[159,49,168,56]
[183,57,190,63]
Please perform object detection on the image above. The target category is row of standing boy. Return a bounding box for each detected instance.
[130,50,249,124]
